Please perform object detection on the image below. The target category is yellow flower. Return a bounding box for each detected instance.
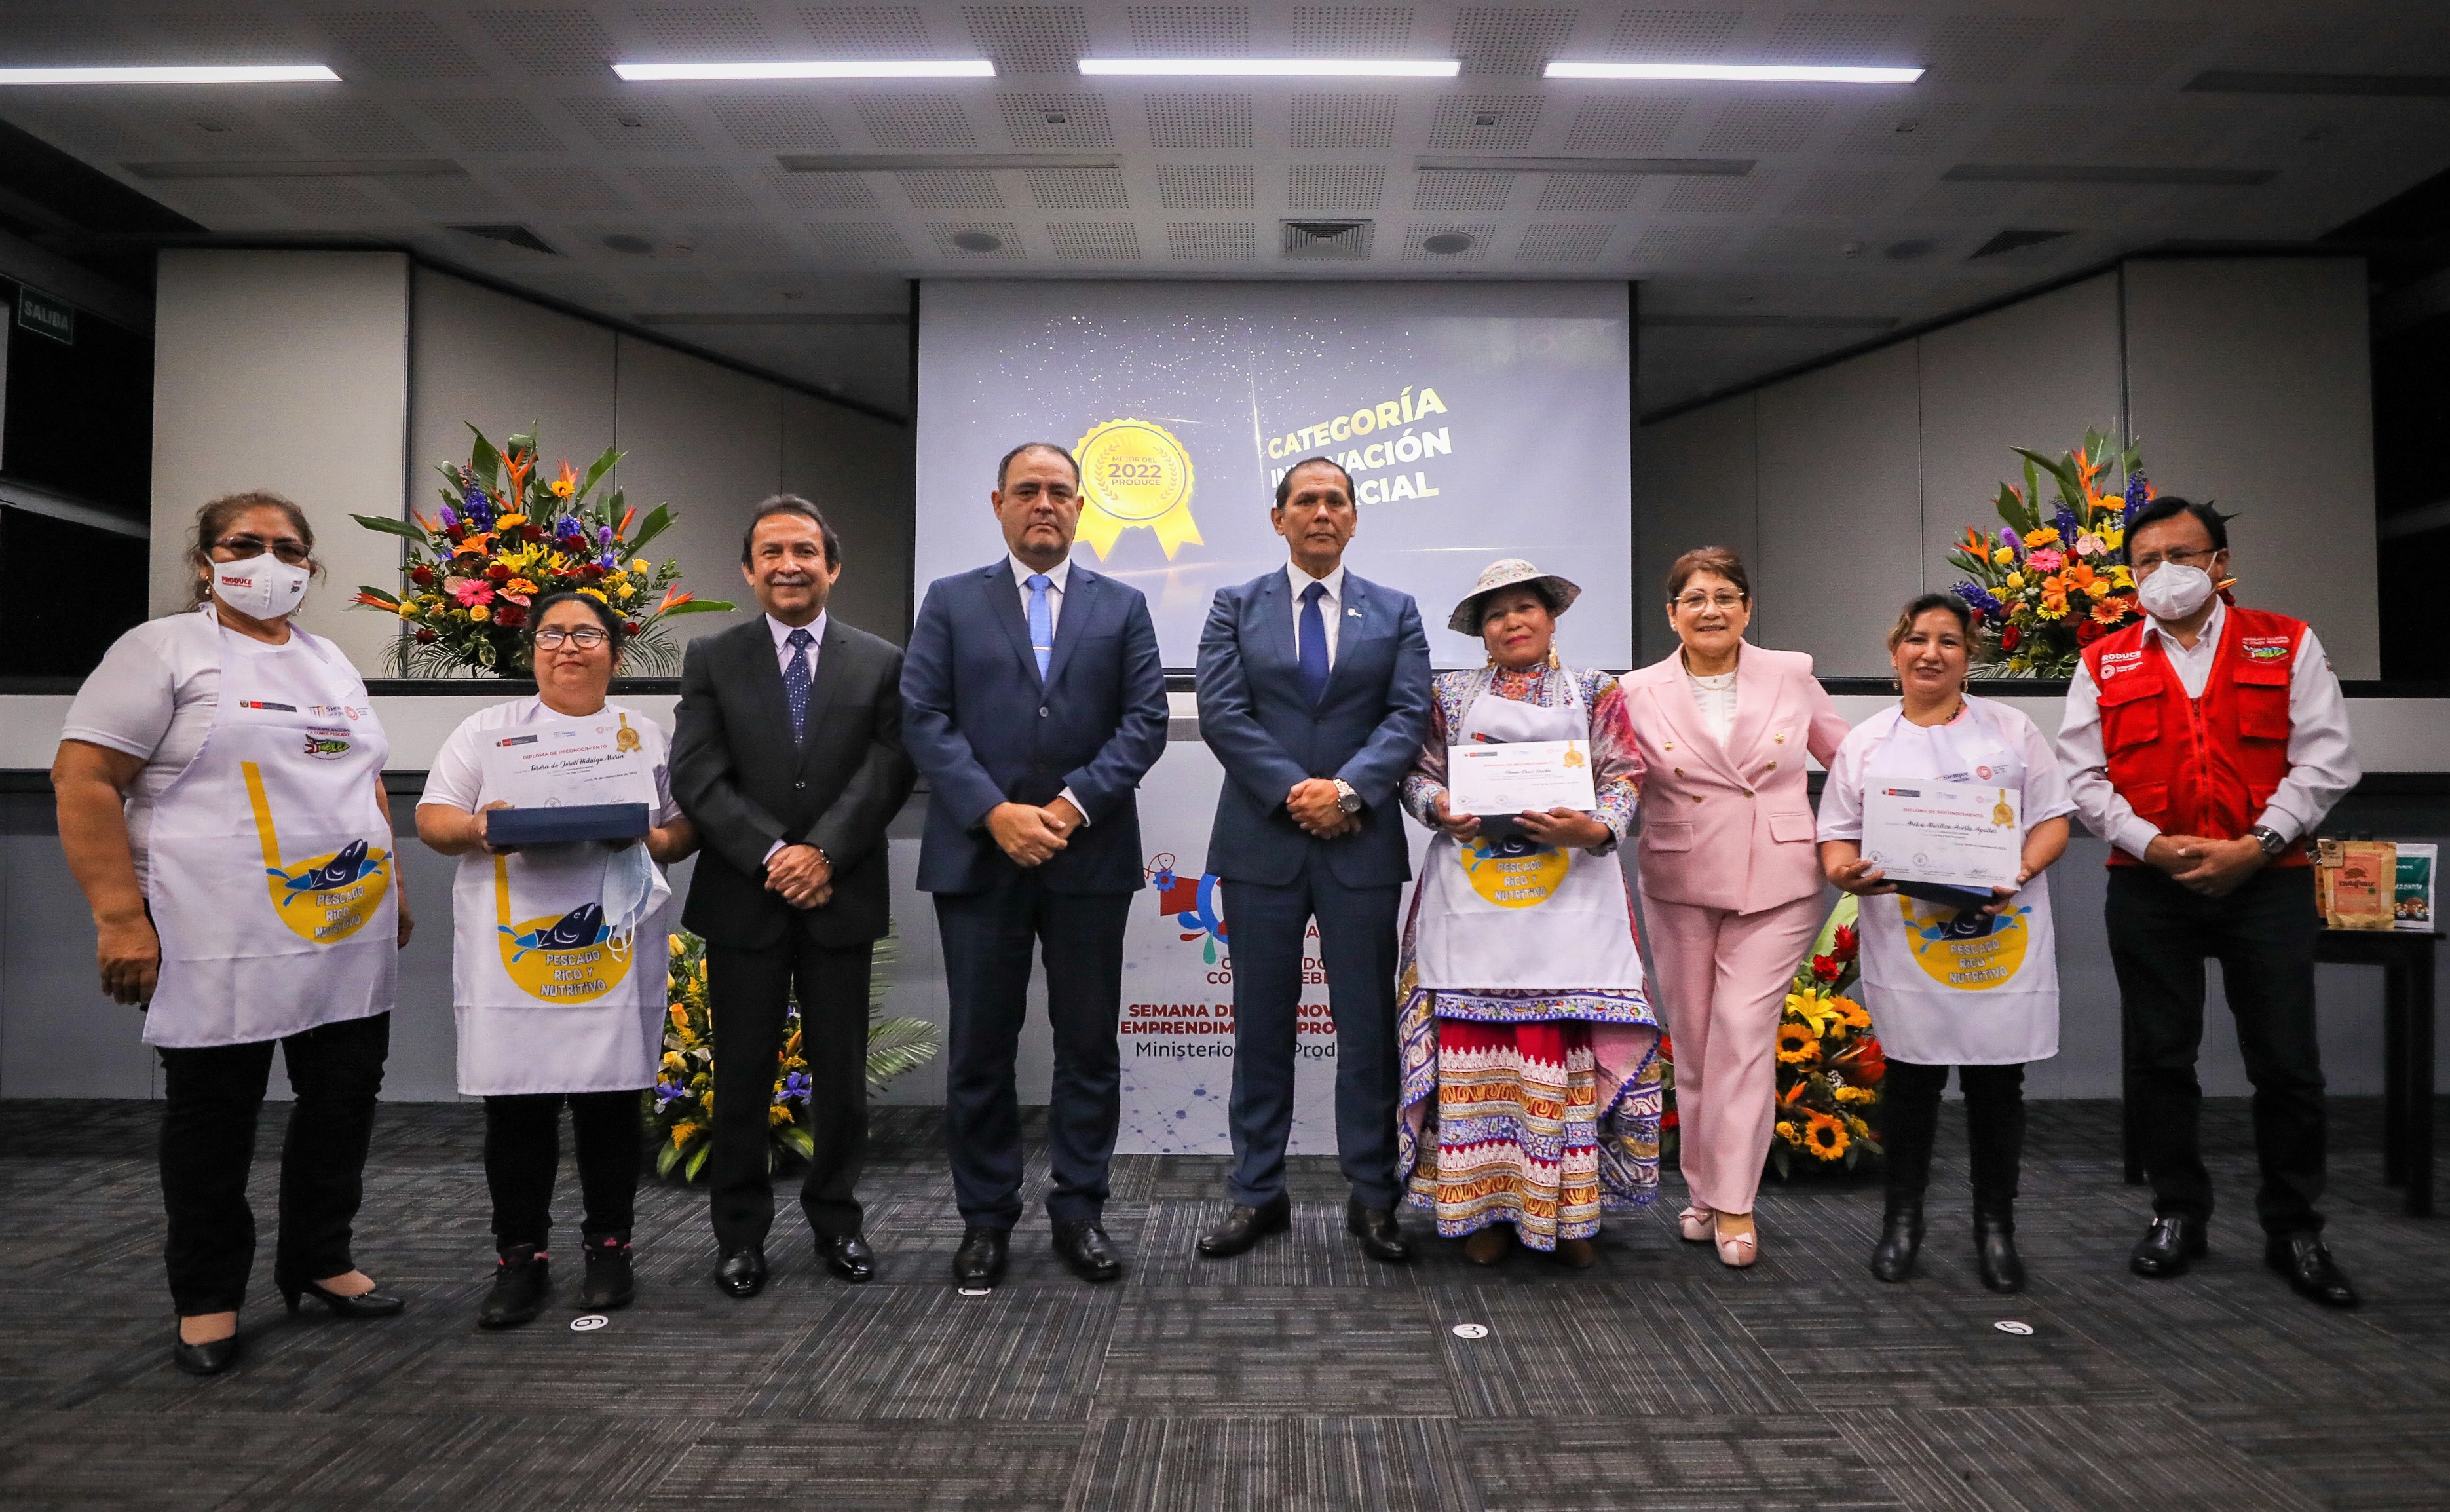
[396,601,417,618]
[2110,565,2134,588]
[668,934,687,957]
[1991,546,2014,566]
[1786,990,1839,1038]
[496,513,527,530]
[508,577,538,596]
[469,604,491,622]
[2098,525,2124,552]
[579,587,607,603]
[2022,526,2060,548]
[1834,1084,1875,1104]
[2004,571,2024,591]
[616,580,636,599]
[1832,996,1871,1030]
[632,558,651,575]
[1775,1023,1820,1065]
[1774,1120,1798,1144]
[1803,1110,1849,1160]
[669,1121,698,1150]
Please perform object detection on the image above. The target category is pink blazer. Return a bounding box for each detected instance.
[1619,645,1851,915]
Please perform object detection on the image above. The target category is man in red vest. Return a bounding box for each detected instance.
[2060,496,2361,1308]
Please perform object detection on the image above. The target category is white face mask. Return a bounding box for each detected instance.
[2136,561,2215,622]
[210,552,311,620]
[599,842,659,959]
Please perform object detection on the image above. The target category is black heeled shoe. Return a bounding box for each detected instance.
[278,1272,406,1319]
[171,1326,242,1377]
[1974,1213,2025,1294]
[1868,1200,1923,1283]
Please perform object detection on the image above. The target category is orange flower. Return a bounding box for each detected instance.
[2061,562,2103,596]
[550,460,578,499]
[2092,594,2135,624]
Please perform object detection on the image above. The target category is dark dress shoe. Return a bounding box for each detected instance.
[278,1272,407,1319]
[953,1226,1009,1289]
[2265,1232,2358,1308]
[1974,1214,2025,1295]
[579,1236,636,1310]
[2129,1216,2208,1278]
[171,1328,242,1377]
[818,1232,876,1284]
[1868,1201,1923,1283]
[1054,1220,1123,1283]
[479,1246,551,1329]
[1197,1195,1292,1258]
[715,1246,767,1300]
[1347,1200,1412,1263]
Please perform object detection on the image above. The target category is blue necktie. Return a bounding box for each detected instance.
[1298,580,1330,706]
[1026,573,1053,679]
[783,626,814,740]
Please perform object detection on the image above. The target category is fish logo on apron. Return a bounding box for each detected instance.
[491,855,636,1002]
[1898,896,2031,991]
[244,761,390,943]
[1458,833,1570,907]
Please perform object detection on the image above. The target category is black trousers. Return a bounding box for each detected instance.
[2107,865,2327,1236]
[1881,1059,2026,1221]
[155,1011,389,1316]
[483,1091,641,1253]
[1222,858,1404,1211]
[706,936,873,1250]
[936,873,1130,1230]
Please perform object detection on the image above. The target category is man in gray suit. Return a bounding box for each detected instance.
[1192,456,1432,1262]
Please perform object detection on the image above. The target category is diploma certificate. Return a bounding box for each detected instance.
[1448,739,1600,816]
[1860,778,2022,890]
[480,719,657,811]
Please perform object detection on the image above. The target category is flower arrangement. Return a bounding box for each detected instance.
[648,926,940,1183]
[1768,896,1886,1177]
[351,425,730,676]
[1946,429,2153,677]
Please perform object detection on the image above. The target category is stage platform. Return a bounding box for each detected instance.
[1,1097,2443,1511]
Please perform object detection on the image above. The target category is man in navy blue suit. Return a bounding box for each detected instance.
[1194,456,1432,1262]
[902,442,1169,1289]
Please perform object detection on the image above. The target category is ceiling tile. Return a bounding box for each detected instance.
[1156,162,1252,209]
[311,10,489,79]
[1518,222,1612,261]
[133,104,298,156]
[704,94,841,150]
[258,177,394,216]
[1564,96,1687,152]
[630,163,754,210]
[561,97,701,150]
[1537,172,1640,212]
[1291,95,1397,150]
[0,13,133,66]
[1146,93,1253,149]
[961,5,1091,75]
[1031,164,1133,208]
[389,174,512,214]
[1762,10,1906,64]
[1047,219,1141,257]
[1165,220,1258,259]
[469,9,618,77]
[497,160,632,212]
[1701,98,1832,153]
[631,6,776,58]
[1970,103,2105,163]
[1427,94,1542,150]
[927,219,1026,255]
[897,168,1004,208]
[1837,100,1975,156]
[2048,18,2204,88]
[1130,7,1250,56]
[795,5,933,57]
[808,221,911,259]
[1288,162,1384,210]
[1291,7,1414,57]
[1000,92,1116,147]
[766,168,878,208]
[1782,168,1898,217]
[1921,15,2062,85]
[280,100,431,155]
[1660,172,1770,212]
[3,102,159,157]
[1629,223,1731,264]
[1412,169,1513,214]
[419,98,567,153]
[1452,7,1579,76]
[856,92,978,148]
[681,221,797,262]
[143,12,319,64]
[1606,9,1739,61]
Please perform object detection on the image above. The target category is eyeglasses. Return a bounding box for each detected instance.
[1673,592,1746,612]
[214,533,311,565]
[2130,545,2219,572]
[533,626,610,649]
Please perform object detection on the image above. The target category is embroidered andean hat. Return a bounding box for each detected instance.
[1448,558,1583,635]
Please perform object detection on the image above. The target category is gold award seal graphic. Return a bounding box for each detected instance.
[1074,417,1201,559]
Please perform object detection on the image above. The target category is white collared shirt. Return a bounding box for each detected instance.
[1287,560,1348,668]
[766,609,828,681]
[1010,554,1070,635]
[2058,599,2361,858]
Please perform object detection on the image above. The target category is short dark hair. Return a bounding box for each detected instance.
[528,590,628,658]
[1885,592,1972,654]
[187,491,319,606]
[1665,546,1750,603]
[1273,456,1354,510]
[996,441,1081,489]
[2127,494,2229,552]
[740,494,840,567]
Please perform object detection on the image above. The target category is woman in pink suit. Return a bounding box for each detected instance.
[1619,547,1849,1266]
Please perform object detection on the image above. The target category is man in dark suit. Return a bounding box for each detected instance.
[902,442,1169,1289]
[671,495,914,1297]
[1194,456,1432,1263]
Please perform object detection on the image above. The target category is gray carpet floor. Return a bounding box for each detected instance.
[0,1095,2443,1511]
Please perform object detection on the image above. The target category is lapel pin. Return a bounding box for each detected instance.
[1348,608,1361,618]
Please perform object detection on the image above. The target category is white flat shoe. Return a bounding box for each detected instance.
[1715,1221,1758,1268]
[1678,1205,1715,1243]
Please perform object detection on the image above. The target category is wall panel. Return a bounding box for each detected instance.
[611,335,783,650]
[408,269,617,524]
[1632,396,1756,665]
[782,392,913,646]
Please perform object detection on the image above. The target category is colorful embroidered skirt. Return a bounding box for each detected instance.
[1413,1020,1601,1249]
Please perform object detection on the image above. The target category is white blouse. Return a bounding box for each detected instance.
[1686,668,1737,744]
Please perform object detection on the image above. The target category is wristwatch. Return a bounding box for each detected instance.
[1332,778,1362,814]
[2246,825,2289,858]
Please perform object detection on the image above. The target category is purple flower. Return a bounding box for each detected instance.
[780,1071,810,1103]
[2054,505,2080,544]
[597,525,614,546]
[1997,527,2021,552]
[1954,582,2003,616]
[439,502,459,531]
[2123,470,2151,532]
[461,483,493,527]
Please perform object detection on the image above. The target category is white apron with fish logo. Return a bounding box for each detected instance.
[445,698,672,1095]
[143,610,397,1047]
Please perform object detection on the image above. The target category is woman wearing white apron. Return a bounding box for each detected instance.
[1819,594,2073,1293]
[417,592,696,1329]
[1396,560,1662,1268]
[54,493,413,1377]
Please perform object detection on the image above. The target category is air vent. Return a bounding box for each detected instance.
[1282,218,1374,259]
[1970,227,2075,259]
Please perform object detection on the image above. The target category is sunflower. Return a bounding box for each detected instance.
[1803,1110,1849,1160]
[1775,1023,1820,1065]
[1832,996,1872,1030]
[1774,1120,1800,1146]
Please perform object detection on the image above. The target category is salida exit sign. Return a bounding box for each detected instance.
[16,286,73,345]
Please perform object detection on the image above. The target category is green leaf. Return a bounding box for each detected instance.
[865,1015,941,1089]
[580,447,622,505]
[656,598,736,616]
[351,513,428,541]
[626,503,673,556]
[464,425,503,489]
[778,1125,815,1160]
[355,584,402,607]
[684,1143,710,1182]
[656,1141,681,1177]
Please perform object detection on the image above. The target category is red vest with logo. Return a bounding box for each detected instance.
[2079,604,2307,868]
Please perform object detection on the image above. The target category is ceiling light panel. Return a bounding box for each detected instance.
[0,66,341,85]
[611,60,994,79]
[1082,58,1458,77]
[1546,63,1923,83]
